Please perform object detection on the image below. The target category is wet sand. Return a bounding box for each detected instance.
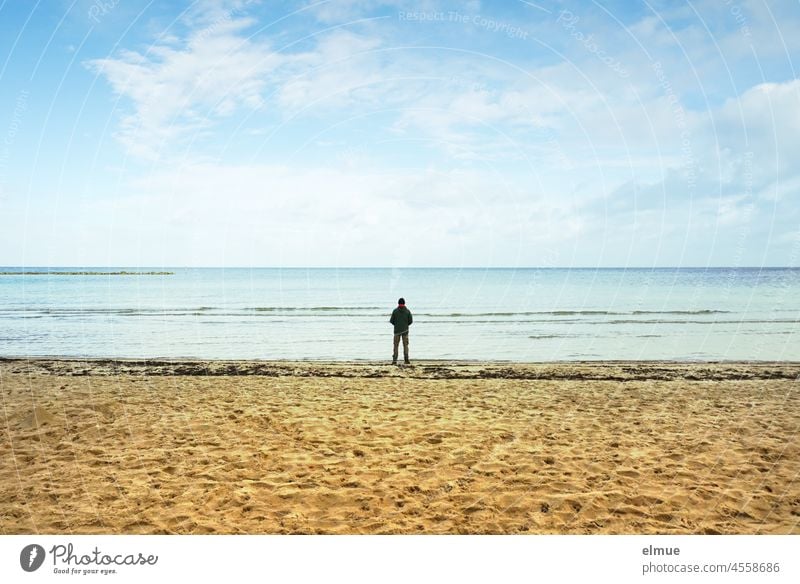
[1,358,798,534]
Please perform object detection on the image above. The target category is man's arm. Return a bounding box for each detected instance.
[408,311,413,326]
[390,310,396,325]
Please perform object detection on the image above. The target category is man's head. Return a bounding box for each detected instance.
[398,298,405,306]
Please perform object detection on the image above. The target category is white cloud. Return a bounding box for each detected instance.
[306,0,414,24]
[276,30,385,113]
[715,79,800,176]
[757,175,800,201]
[51,161,556,266]
[87,15,282,159]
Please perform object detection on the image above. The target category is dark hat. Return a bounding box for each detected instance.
[398,297,405,305]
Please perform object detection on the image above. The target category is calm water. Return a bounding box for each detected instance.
[1,268,798,361]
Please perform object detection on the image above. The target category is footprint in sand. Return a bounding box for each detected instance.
[19,406,59,429]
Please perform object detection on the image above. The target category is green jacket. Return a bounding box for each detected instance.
[390,306,413,335]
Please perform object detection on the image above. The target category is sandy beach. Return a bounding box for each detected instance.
[1,358,798,534]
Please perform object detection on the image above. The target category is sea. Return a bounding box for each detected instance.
[1,267,798,362]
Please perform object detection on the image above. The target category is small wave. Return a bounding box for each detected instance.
[631,309,730,315]
[550,310,614,315]
[421,310,616,317]
[250,306,382,312]
[421,309,734,317]
[0,307,228,318]
[1,314,45,319]
[0,271,173,276]
[609,319,799,325]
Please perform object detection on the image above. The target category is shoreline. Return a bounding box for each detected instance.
[3,357,800,381]
[6,355,800,362]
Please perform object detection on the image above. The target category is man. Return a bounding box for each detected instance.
[389,297,413,365]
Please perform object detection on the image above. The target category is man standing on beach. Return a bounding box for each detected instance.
[390,298,413,365]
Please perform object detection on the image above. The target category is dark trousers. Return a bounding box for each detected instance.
[393,332,409,362]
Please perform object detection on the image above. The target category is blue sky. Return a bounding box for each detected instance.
[1,0,798,267]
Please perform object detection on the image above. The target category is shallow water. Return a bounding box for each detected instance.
[1,267,798,361]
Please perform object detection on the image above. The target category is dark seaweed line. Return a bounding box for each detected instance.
[2,359,798,381]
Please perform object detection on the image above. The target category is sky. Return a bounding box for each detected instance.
[0,0,798,267]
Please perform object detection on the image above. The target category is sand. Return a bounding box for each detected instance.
[1,358,798,534]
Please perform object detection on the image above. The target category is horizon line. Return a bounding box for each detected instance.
[1,265,798,270]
